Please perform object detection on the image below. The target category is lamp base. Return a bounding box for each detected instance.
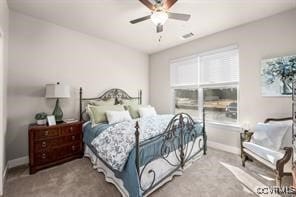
[56,120,65,124]
[53,98,63,122]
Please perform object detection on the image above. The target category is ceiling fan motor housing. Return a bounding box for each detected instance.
[130,0,190,33]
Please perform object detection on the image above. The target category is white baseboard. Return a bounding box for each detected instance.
[3,165,7,181]
[7,156,29,169]
[0,157,28,196]
[0,164,7,196]
[208,140,240,155]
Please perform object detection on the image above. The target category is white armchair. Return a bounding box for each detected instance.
[240,118,293,186]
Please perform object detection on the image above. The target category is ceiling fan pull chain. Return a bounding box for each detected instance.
[158,35,162,42]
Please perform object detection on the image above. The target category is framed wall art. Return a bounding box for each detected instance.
[261,55,296,96]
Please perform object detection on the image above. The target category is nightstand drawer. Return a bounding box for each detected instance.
[35,151,55,165]
[35,139,59,151]
[34,128,59,140]
[65,133,81,143]
[34,134,81,152]
[61,124,81,136]
[58,142,82,158]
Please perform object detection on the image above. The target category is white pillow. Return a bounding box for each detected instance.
[138,107,157,118]
[106,111,132,124]
[269,120,292,148]
[251,122,289,151]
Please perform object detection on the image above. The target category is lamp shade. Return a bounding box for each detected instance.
[45,83,70,98]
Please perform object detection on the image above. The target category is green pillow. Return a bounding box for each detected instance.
[121,99,139,106]
[87,104,124,127]
[126,104,145,119]
[88,98,115,106]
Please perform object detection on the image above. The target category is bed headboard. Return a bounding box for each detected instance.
[79,87,142,121]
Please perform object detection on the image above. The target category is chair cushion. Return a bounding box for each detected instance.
[251,123,289,151]
[243,149,276,170]
[243,142,284,165]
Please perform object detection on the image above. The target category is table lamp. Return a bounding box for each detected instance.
[45,82,70,123]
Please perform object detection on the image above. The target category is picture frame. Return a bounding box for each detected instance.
[261,54,296,97]
[47,115,56,126]
[294,103,296,122]
[293,80,296,101]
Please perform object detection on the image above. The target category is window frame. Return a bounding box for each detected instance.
[170,45,240,125]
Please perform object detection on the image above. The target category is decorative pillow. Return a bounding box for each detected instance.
[87,104,124,127]
[106,111,132,124]
[138,107,157,118]
[251,123,289,151]
[125,104,144,119]
[88,98,115,106]
[121,99,139,106]
[269,120,292,149]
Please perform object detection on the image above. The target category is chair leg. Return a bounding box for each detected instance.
[242,154,246,167]
[276,174,282,187]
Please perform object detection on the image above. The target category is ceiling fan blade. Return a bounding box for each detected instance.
[163,0,177,10]
[130,15,151,24]
[156,24,163,33]
[139,0,155,11]
[168,12,191,21]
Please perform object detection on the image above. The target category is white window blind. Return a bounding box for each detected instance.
[199,48,239,85]
[170,55,198,87]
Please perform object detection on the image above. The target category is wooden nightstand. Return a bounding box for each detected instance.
[29,121,84,174]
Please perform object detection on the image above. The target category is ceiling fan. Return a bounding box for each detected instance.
[130,0,191,33]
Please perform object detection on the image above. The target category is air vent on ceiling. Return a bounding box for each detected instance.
[181,32,194,39]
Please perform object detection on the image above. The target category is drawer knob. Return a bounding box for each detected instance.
[72,145,76,151]
[41,141,47,148]
[44,130,49,136]
[71,135,75,140]
[42,153,46,159]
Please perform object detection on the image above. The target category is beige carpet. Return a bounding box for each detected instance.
[4,148,291,197]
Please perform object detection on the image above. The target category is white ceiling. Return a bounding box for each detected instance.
[7,0,296,54]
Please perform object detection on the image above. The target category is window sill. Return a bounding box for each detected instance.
[194,118,241,131]
[207,121,241,130]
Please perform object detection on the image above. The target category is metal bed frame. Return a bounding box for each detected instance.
[79,88,207,195]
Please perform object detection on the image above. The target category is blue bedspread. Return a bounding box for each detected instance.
[83,119,203,197]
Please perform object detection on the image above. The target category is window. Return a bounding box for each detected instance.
[203,87,238,124]
[174,89,198,117]
[170,46,239,124]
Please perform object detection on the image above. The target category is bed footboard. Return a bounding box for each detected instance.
[135,110,206,195]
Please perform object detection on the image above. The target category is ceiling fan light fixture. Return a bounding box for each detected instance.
[151,11,168,25]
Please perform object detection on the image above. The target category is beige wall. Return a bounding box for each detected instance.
[0,0,8,195]
[150,9,296,149]
[7,11,149,161]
